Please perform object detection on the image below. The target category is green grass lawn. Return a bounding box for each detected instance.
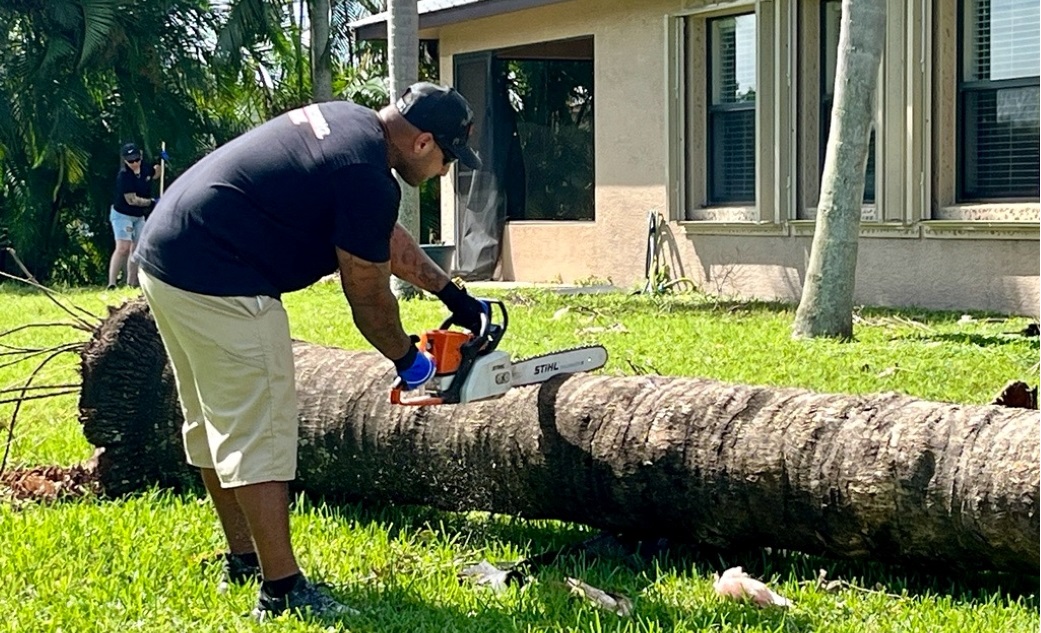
[0,282,1037,632]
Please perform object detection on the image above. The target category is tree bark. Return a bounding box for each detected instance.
[309,0,333,102]
[79,299,1040,574]
[387,0,421,298]
[793,0,886,339]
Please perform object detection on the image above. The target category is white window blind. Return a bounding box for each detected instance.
[959,0,1040,200]
[708,14,757,204]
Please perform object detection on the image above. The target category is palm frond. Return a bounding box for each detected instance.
[45,0,81,31]
[215,0,281,59]
[79,0,121,67]
[38,37,77,75]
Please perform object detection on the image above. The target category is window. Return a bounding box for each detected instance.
[501,50,594,220]
[959,0,1040,200]
[821,0,876,204]
[454,38,594,223]
[707,13,756,205]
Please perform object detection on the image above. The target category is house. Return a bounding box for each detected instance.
[353,0,1040,315]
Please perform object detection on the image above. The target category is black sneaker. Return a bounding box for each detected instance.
[251,575,358,622]
[214,552,262,594]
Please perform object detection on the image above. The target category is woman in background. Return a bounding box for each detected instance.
[108,142,157,289]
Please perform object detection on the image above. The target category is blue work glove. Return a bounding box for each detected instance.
[393,345,436,390]
[159,149,170,161]
[434,281,489,333]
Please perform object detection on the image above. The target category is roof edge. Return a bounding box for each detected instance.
[352,0,572,40]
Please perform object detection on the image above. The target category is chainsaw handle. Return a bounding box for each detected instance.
[389,377,445,406]
[438,310,489,337]
[487,299,507,336]
[438,298,507,340]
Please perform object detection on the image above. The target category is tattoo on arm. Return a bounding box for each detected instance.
[389,223,451,293]
[124,192,152,207]
[336,247,412,361]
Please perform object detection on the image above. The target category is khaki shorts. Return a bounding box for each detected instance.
[139,269,298,487]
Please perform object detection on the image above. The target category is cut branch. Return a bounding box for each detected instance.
[0,270,99,330]
[1,347,79,476]
[0,383,80,394]
[0,322,93,338]
[79,299,1039,574]
[1,344,50,354]
[0,389,79,406]
[0,343,83,371]
[1,247,37,283]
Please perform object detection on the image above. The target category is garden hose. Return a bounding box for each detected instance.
[637,210,697,295]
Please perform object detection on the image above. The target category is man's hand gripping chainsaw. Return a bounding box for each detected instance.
[390,299,608,406]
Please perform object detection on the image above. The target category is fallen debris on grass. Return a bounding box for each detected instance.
[991,380,1038,410]
[565,577,633,616]
[713,566,792,608]
[0,459,100,504]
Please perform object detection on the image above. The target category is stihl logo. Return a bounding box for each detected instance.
[533,362,558,375]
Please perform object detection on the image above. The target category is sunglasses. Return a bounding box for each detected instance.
[126,157,141,164]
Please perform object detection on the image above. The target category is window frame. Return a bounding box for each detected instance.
[705,11,758,206]
[667,0,791,231]
[956,0,1041,202]
[452,38,596,224]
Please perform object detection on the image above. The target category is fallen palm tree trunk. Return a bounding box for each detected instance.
[79,299,1039,573]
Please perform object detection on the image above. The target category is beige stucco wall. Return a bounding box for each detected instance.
[430,0,1040,317]
[668,233,1040,316]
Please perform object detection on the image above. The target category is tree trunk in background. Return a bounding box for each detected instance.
[793,0,886,339]
[309,0,333,102]
[79,299,1040,574]
[387,0,421,297]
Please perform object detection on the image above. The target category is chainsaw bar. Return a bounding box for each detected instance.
[511,345,608,387]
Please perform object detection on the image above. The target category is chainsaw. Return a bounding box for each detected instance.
[390,299,608,406]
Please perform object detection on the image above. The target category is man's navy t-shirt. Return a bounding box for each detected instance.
[134,101,400,298]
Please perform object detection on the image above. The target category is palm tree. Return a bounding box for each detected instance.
[793,0,887,339]
[213,0,313,116]
[387,0,420,295]
[84,298,1041,575]
[215,0,389,110]
[0,0,224,282]
[309,0,333,101]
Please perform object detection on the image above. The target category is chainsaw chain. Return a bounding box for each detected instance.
[512,345,607,365]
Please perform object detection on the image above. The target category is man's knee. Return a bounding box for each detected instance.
[114,240,134,256]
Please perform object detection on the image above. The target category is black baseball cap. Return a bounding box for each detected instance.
[396,82,482,170]
[121,143,141,161]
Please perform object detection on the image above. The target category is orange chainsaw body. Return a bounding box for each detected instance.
[390,300,508,406]
[419,329,470,376]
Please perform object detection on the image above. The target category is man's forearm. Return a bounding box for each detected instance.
[346,286,412,361]
[389,223,451,293]
[337,247,413,362]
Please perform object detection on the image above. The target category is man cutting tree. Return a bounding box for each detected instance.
[133,82,487,621]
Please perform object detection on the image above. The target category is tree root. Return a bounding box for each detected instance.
[0,271,94,480]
